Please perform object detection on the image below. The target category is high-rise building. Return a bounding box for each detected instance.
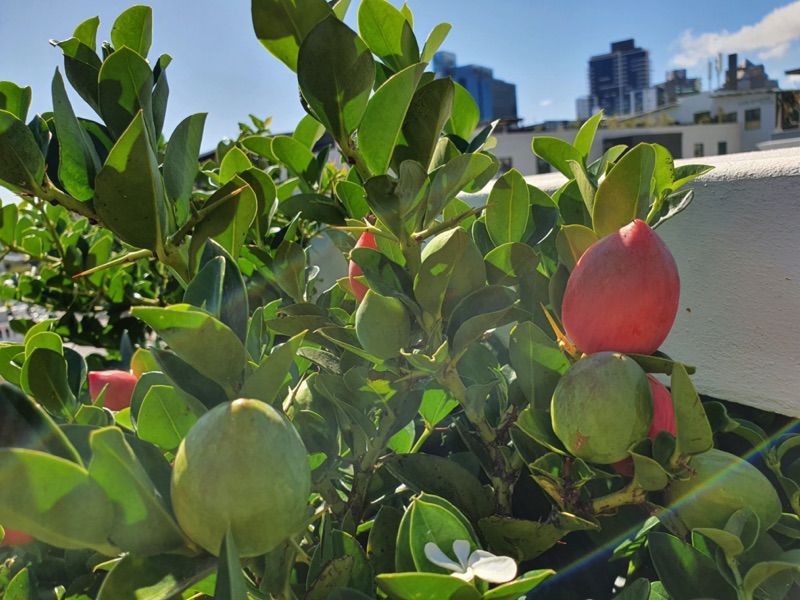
[433,52,518,122]
[588,39,650,116]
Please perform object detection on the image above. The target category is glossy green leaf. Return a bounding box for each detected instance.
[479,515,582,563]
[55,38,102,114]
[650,188,694,230]
[573,111,602,157]
[610,579,650,600]
[443,82,479,140]
[0,82,32,122]
[0,345,24,387]
[298,16,375,143]
[164,113,207,224]
[272,240,307,302]
[219,147,253,184]
[414,227,469,317]
[21,348,77,421]
[509,322,569,410]
[671,363,713,458]
[514,407,568,455]
[405,494,477,573]
[152,55,171,135]
[426,153,493,224]
[358,0,419,72]
[555,224,598,271]
[532,136,583,178]
[360,64,426,176]
[98,47,154,141]
[111,6,153,58]
[191,177,257,262]
[629,450,670,491]
[88,427,187,555]
[447,286,516,354]
[420,23,452,65]
[742,551,800,599]
[0,202,17,245]
[0,110,45,194]
[481,570,556,600]
[94,111,168,252]
[417,386,458,428]
[272,135,317,188]
[385,453,492,522]
[72,15,100,50]
[5,567,36,599]
[96,553,216,600]
[336,180,370,220]
[0,448,115,554]
[52,69,101,201]
[153,349,229,409]
[592,143,655,237]
[137,385,198,451]
[376,573,480,600]
[132,304,246,390]
[280,193,346,225]
[292,114,325,148]
[671,164,714,191]
[567,159,596,215]
[484,243,538,286]
[240,331,305,405]
[214,530,248,600]
[394,77,454,170]
[652,144,675,200]
[485,169,529,246]
[251,0,333,72]
[24,331,63,358]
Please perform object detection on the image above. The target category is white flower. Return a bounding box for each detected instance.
[423,539,517,584]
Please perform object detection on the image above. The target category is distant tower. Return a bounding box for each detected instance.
[588,39,650,116]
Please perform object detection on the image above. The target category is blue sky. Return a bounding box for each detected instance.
[1,0,799,154]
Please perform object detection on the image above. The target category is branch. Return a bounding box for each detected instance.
[413,204,489,242]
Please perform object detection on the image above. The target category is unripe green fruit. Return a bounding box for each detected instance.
[355,290,411,360]
[171,399,310,557]
[551,352,653,464]
[665,448,782,532]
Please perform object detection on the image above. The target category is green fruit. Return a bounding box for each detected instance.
[355,290,411,360]
[171,399,310,557]
[551,352,653,464]
[665,448,782,531]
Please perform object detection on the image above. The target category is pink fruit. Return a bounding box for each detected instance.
[1,527,35,546]
[348,232,378,303]
[88,370,138,411]
[561,219,680,355]
[612,375,676,476]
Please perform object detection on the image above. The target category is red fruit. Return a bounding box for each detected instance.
[88,370,138,411]
[612,375,676,476]
[562,219,680,355]
[348,232,378,302]
[1,527,35,546]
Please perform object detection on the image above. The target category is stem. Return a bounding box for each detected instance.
[590,481,647,515]
[166,185,248,248]
[37,177,98,221]
[410,425,434,454]
[413,204,488,242]
[72,248,153,279]
[33,199,66,259]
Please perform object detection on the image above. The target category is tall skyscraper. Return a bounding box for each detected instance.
[589,39,650,116]
[433,52,518,122]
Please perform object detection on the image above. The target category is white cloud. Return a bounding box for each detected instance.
[539,99,553,107]
[671,1,800,68]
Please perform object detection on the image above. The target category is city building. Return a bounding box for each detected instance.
[432,51,518,123]
[723,54,779,91]
[588,39,650,116]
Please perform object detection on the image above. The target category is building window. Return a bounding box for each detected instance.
[536,156,551,174]
[498,157,513,175]
[694,111,712,124]
[722,112,737,123]
[718,141,728,155]
[745,108,761,131]
[694,143,704,157]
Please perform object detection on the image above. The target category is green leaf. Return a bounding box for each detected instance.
[52,69,101,201]
[671,363,713,458]
[420,23,452,65]
[360,64,426,176]
[555,224,599,271]
[280,193,346,225]
[742,551,800,599]
[414,227,469,317]
[405,495,477,573]
[514,407,568,455]
[55,38,102,114]
[649,532,737,600]
[629,450,670,491]
[272,135,317,189]
[153,349,229,409]
[0,202,17,245]
[651,144,675,200]
[21,348,77,421]
[0,110,45,194]
[485,169,529,246]
[394,77,454,170]
[592,143,656,237]
[88,427,188,555]
[5,567,36,599]
[95,111,168,252]
[111,6,153,58]
[367,505,403,576]
[272,240,307,302]
[73,15,100,51]
[0,82,32,121]
[298,16,375,143]
[376,573,480,600]
[164,113,207,223]
[650,188,694,230]
[137,385,198,451]
[251,0,333,72]
[240,331,305,405]
[24,331,63,358]
[384,453,492,522]
[219,147,253,184]
[153,55,171,138]
[98,47,155,141]
[443,82,479,141]
[508,322,569,410]
[96,553,216,600]
[358,0,419,72]
[484,243,538,287]
[532,136,583,178]
[671,164,714,191]
[292,114,326,148]
[447,286,516,355]
[132,304,246,390]
[693,527,744,558]
[0,448,115,554]
[481,570,556,600]
[567,159,596,216]
[610,578,650,600]
[480,515,585,563]
[191,177,257,262]
[417,386,458,428]
[426,153,493,224]
[573,111,603,158]
[214,530,249,600]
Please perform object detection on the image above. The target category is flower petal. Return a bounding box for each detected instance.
[424,542,461,572]
[468,551,518,584]
[452,539,472,569]
[451,567,475,582]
